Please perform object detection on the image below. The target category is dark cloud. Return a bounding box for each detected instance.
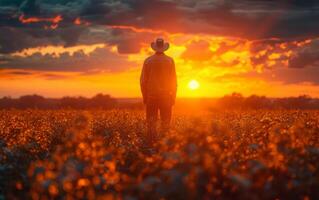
[248,38,319,70]
[0,69,70,80]
[1,0,319,85]
[244,38,319,84]
[214,66,319,85]
[0,0,318,55]
[249,39,298,69]
[58,26,87,46]
[19,0,40,15]
[0,27,39,53]
[272,66,319,84]
[0,46,134,72]
[116,39,141,54]
[42,72,67,80]
[2,70,34,76]
[0,1,317,49]
[0,26,87,53]
[288,40,319,68]
[124,0,182,32]
[80,0,112,16]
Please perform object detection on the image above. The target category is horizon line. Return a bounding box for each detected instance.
[0,93,316,99]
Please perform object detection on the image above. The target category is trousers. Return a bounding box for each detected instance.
[146,99,172,143]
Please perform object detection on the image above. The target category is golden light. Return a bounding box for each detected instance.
[188,80,200,90]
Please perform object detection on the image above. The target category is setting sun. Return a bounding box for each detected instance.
[188,80,200,90]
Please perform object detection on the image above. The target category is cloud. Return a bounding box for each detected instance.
[105,28,157,54]
[0,45,135,72]
[272,67,319,84]
[288,40,319,68]
[213,41,244,56]
[12,43,105,57]
[5,70,34,76]
[181,40,213,61]
[248,38,319,71]
[249,39,297,70]
[0,69,74,80]
[19,14,63,29]
[42,72,67,80]
[19,0,40,15]
[212,65,319,85]
[82,1,316,41]
[1,0,319,88]
[0,0,318,55]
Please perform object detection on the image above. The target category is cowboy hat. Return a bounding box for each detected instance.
[151,38,169,52]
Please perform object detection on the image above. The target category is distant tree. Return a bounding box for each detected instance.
[218,92,244,109]
[90,93,117,109]
[244,95,272,109]
[275,95,312,109]
[59,96,89,109]
[18,95,46,109]
[58,94,117,109]
[2,92,319,110]
[0,97,14,109]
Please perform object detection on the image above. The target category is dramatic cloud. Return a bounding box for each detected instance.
[181,40,213,61]
[1,45,135,72]
[0,0,319,54]
[1,0,319,97]
[288,40,319,68]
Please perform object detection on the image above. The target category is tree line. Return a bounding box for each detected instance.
[0,94,118,109]
[216,93,319,110]
[1,92,319,110]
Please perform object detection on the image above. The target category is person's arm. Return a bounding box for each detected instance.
[171,59,177,104]
[140,60,148,104]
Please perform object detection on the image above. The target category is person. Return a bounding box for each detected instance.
[140,38,177,145]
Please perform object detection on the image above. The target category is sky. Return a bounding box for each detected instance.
[1,0,319,98]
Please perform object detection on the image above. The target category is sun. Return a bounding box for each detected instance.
[188,80,200,90]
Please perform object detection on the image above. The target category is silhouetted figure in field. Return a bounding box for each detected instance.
[140,38,177,145]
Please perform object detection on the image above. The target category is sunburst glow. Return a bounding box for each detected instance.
[188,80,200,90]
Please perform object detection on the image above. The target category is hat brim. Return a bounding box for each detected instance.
[151,42,169,52]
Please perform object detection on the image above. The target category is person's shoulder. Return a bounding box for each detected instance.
[164,54,174,63]
[164,54,172,59]
[145,53,174,63]
[144,55,155,64]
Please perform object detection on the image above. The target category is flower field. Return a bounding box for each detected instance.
[0,109,319,199]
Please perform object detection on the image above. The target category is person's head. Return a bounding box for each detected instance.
[151,38,169,53]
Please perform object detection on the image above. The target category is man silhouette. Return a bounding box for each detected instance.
[140,38,177,145]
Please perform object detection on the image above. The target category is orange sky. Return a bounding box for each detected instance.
[1,1,319,98]
[1,31,319,98]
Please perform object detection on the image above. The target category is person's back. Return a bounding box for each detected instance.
[140,38,177,146]
[142,53,176,99]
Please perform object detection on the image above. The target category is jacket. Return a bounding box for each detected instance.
[140,53,177,105]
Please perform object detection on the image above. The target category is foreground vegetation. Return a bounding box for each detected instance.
[0,109,319,199]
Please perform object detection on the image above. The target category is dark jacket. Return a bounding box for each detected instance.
[140,53,177,105]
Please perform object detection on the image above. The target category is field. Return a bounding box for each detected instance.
[0,109,319,200]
